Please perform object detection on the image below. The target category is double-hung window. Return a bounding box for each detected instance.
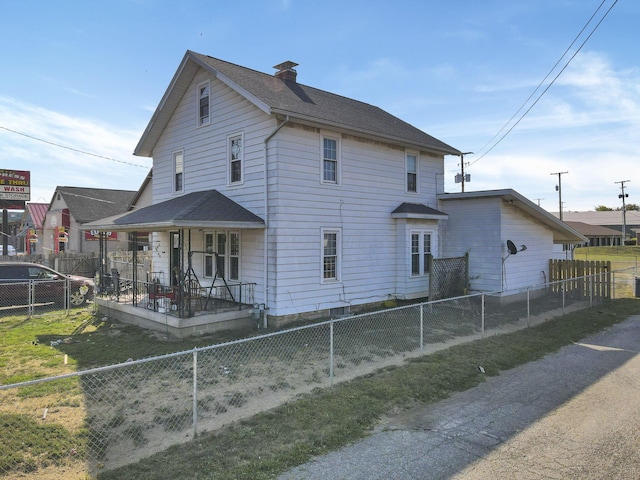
[406,152,418,193]
[322,135,339,184]
[173,150,184,193]
[229,134,243,184]
[410,231,432,276]
[204,231,240,281]
[198,81,210,126]
[322,229,341,282]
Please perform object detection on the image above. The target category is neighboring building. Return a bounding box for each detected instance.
[43,186,136,256]
[439,190,586,291]
[553,211,640,244]
[18,203,48,254]
[564,221,621,247]
[90,51,586,331]
[0,210,23,254]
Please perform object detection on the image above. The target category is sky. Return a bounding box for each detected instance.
[0,0,637,213]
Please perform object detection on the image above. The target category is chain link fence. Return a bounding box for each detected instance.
[0,277,94,319]
[1,267,638,478]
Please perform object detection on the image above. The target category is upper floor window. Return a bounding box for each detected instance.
[322,135,340,184]
[173,150,184,193]
[411,231,432,276]
[228,134,243,184]
[406,153,417,192]
[322,228,341,282]
[198,81,210,126]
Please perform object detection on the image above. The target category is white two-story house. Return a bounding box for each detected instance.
[101,50,461,325]
[93,50,585,334]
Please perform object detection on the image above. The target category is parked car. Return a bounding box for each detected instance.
[0,245,17,256]
[0,262,95,307]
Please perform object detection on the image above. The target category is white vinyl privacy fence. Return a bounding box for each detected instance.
[0,267,637,478]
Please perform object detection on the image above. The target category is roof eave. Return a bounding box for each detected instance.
[438,190,588,244]
[391,213,448,220]
[272,109,461,156]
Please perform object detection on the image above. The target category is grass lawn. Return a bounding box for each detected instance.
[3,297,639,479]
[575,245,640,268]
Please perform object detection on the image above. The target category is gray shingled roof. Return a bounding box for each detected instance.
[135,51,460,157]
[564,221,622,236]
[112,190,264,229]
[392,202,448,217]
[192,52,460,155]
[56,187,136,224]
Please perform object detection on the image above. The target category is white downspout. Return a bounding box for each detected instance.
[263,115,289,326]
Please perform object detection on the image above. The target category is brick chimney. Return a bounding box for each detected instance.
[273,61,298,83]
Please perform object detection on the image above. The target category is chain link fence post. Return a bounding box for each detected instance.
[419,303,424,352]
[329,321,334,386]
[193,347,198,438]
[481,293,485,336]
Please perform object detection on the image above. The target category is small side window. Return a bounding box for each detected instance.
[198,81,210,126]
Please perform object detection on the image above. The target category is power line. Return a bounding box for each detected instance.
[468,0,618,167]
[0,124,148,169]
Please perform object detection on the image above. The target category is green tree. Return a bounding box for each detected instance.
[595,205,613,211]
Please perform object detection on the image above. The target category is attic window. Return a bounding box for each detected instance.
[406,152,418,193]
[228,135,243,184]
[198,81,210,126]
[173,150,184,193]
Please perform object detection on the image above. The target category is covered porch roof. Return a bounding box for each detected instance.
[85,190,265,232]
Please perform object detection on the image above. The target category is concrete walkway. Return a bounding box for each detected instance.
[279,315,640,480]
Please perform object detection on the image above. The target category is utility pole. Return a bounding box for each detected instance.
[457,152,473,192]
[551,171,568,220]
[615,180,630,244]
[534,198,544,207]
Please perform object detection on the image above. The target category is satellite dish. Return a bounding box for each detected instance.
[506,240,518,255]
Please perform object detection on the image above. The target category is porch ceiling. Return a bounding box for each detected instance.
[84,190,265,232]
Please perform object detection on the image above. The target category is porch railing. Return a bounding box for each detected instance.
[96,275,255,316]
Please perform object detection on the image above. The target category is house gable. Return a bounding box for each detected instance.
[135,50,461,159]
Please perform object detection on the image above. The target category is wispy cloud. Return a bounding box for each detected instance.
[0,96,149,203]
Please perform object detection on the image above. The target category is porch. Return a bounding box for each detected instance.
[95,276,259,338]
[84,189,267,338]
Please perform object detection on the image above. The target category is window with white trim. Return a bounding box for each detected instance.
[198,81,210,126]
[322,229,341,281]
[204,231,240,281]
[410,231,432,276]
[173,150,184,193]
[321,135,339,184]
[229,134,243,184]
[406,152,417,192]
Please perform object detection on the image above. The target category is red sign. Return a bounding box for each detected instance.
[0,170,30,209]
[85,230,118,241]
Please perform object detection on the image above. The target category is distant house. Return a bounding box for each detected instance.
[554,211,640,244]
[564,221,621,247]
[43,186,136,256]
[18,203,48,254]
[89,51,587,334]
